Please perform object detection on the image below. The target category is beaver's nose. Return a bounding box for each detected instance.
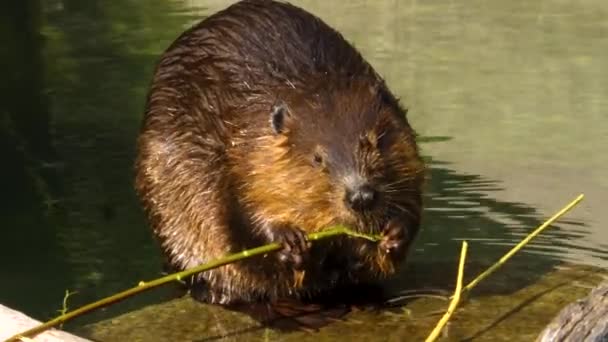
[345,184,377,212]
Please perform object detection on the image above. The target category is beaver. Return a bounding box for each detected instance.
[135,0,425,306]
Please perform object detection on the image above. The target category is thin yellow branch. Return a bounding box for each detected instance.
[462,194,584,295]
[424,194,584,342]
[5,225,380,342]
[425,241,468,342]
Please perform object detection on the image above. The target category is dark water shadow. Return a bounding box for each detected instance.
[0,0,73,319]
[35,0,206,327]
[0,0,202,324]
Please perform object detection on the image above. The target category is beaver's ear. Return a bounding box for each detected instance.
[270,102,293,135]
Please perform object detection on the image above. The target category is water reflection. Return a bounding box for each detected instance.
[0,0,606,337]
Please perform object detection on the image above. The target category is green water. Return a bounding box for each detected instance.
[1,0,607,340]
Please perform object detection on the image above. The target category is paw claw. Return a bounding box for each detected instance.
[379,220,408,255]
[262,223,309,269]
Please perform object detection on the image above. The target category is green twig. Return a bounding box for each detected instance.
[5,225,380,342]
[57,290,77,328]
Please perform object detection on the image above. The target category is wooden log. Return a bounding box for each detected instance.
[0,304,91,342]
[537,281,608,342]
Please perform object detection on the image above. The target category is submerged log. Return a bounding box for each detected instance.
[537,281,608,342]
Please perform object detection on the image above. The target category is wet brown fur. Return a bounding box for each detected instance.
[135,0,425,305]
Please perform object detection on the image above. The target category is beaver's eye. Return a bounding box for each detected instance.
[313,152,323,166]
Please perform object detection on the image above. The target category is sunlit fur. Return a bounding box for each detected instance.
[231,79,426,281]
[135,0,426,304]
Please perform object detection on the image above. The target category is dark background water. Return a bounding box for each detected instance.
[1,0,607,331]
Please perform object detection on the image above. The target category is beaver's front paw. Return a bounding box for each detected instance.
[261,223,310,270]
[379,219,409,256]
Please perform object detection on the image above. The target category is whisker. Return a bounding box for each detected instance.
[385,200,409,214]
[382,175,422,187]
[383,187,418,193]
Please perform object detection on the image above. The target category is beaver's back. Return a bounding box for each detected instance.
[171,1,372,78]
[147,0,379,124]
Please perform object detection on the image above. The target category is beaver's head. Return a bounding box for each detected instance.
[238,79,425,235]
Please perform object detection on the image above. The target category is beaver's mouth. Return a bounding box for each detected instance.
[347,208,389,235]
